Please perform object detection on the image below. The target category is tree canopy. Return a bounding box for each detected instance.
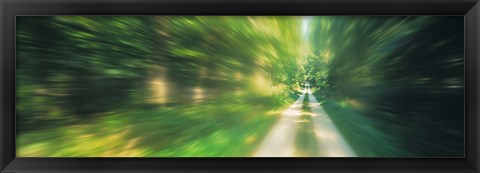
[16,16,464,157]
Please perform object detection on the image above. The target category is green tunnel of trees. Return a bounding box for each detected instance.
[16,16,464,157]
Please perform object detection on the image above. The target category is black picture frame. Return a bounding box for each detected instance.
[1,0,479,172]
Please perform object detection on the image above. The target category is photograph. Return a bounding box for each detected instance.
[15,16,464,157]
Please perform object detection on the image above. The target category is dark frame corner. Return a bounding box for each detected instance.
[1,0,479,173]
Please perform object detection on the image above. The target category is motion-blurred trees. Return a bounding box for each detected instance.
[16,16,304,132]
[17,17,159,130]
[16,16,464,157]
[308,16,464,157]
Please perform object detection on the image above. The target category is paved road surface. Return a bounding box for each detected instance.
[308,89,356,157]
[253,89,306,157]
[253,84,356,157]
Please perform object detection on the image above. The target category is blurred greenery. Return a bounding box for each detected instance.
[16,16,304,157]
[16,16,464,157]
[307,16,464,157]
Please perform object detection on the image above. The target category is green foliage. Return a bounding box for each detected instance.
[16,16,304,157]
[307,16,464,157]
[16,16,464,157]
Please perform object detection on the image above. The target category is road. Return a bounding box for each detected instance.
[253,83,356,157]
[253,88,307,157]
